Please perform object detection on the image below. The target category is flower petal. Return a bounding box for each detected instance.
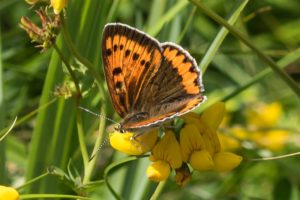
[51,0,68,14]
[146,161,170,182]
[197,119,221,155]
[179,124,206,162]
[110,130,158,155]
[201,102,225,131]
[181,112,201,125]
[189,150,214,171]
[150,130,182,169]
[213,152,242,172]
[0,186,19,200]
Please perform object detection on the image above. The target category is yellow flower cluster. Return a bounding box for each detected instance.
[245,102,289,151]
[109,102,242,185]
[0,186,19,200]
[219,102,289,151]
[180,102,242,173]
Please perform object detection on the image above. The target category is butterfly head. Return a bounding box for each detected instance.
[109,112,151,133]
[114,123,126,133]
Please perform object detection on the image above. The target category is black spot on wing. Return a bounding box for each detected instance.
[133,53,139,60]
[145,61,151,68]
[113,45,118,52]
[115,81,123,89]
[113,67,122,76]
[125,49,130,57]
[106,49,112,56]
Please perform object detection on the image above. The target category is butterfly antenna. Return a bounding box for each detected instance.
[78,106,119,161]
[89,136,110,161]
[78,106,120,125]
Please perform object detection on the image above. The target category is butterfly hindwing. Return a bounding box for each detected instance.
[121,43,205,130]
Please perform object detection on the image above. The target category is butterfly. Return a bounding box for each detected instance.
[102,23,206,133]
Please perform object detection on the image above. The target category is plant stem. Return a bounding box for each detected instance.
[59,14,105,99]
[83,104,107,183]
[249,152,300,162]
[150,180,167,200]
[59,14,109,184]
[16,172,49,190]
[53,44,81,99]
[76,108,89,180]
[20,194,92,200]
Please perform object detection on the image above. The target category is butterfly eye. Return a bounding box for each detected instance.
[115,124,125,133]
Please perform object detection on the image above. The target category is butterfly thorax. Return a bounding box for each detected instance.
[117,111,150,132]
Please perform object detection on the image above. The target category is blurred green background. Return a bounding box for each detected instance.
[1,0,300,199]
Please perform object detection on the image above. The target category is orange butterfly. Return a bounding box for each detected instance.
[102,23,206,133]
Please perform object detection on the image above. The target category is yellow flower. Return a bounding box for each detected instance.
[180,102,242,172]
[149,130,182,169]
[0,186,19,200]
[213,152,243,172]
[181,102,224,156]
[147,130,182,182]
[201,102,226,131]
[245,102,282,127]
[174,163,192,186]
[251,130,289,151]
[231,126,248,140]
[189,150,214,171]
[110,130,158,155]
[179,124,206,162]
[51,0,68,14]
[146,161,170,182]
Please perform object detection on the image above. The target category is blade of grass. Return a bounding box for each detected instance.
[25,36,77,194]
[199,0,249,73]
[147,0,167,29]
[104,156,140,200]
[176,6,197,43]
[106,0,120,22]
[0,98,56,136]
[222,48,300,101]
[0,25,7,184]
[190,0,300,97]
[146,0,189,36]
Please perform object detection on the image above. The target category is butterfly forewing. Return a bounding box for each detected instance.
[102,23,163,118]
